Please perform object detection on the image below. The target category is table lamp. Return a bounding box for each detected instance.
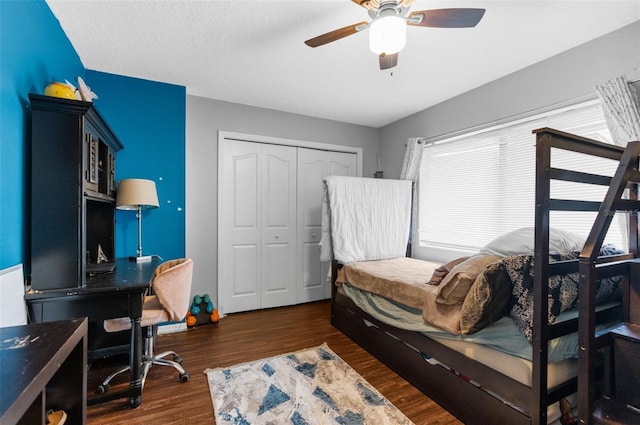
[116,178,159,262]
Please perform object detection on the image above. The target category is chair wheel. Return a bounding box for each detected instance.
[129,395,141,408]
[173,355,183,364]
[179,372,190,383]
[96,384,109,394]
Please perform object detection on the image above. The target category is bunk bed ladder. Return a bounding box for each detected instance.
[578,140,640,425]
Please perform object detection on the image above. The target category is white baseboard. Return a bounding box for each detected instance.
[158,322,187,334]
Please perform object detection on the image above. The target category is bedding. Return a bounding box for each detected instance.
[427,256,469,285]
[505,245,624,342]
[320,176,412,264]
[336,238,624,341]
[335,257,439,310]
[339,283,619,363]
[336,255,507,335]
[336,257,478,334]
[434,254,500,305]
[425,254,501,333]
[460,260,512,334]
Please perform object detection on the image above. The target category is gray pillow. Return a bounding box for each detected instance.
[460,261,511,334]
[435,254,500,305]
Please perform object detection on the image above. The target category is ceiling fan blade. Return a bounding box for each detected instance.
[352,0,368,7]
[408,8,485,28]
[379,52,398,70]
[351,0,375,10]
[304,21,368,47]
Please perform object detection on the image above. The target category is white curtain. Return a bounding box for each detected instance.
[595,76,640,144]
[400,137,425,254]
[400,137,425,181]
[594,76,640,250]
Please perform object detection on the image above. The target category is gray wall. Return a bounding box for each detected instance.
[186,97,379,306]
[379,21,640,180]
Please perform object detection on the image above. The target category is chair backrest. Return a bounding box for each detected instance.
[151,258,193,322]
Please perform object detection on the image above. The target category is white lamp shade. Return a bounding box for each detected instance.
[369,16,406,55]
[116,179,159,210]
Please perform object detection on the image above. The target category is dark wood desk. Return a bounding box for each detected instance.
[25,258,157,408]
[0,318,87,424]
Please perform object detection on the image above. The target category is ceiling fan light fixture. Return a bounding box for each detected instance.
[369,15,406,55]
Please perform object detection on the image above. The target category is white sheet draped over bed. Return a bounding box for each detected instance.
[320,176,412,264]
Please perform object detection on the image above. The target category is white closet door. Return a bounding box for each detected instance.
[220,140,297,314]
[328,151,358,177]
[260,144,297,308]
[297,149,357,303]
[219,140,261,313]
[296,149,327,304]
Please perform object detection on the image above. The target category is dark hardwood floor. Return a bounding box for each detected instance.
[87,300,462,425]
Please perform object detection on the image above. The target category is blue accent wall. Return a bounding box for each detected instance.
[86,70,186,261]
[0,0,186,273]
[0,0,85,269]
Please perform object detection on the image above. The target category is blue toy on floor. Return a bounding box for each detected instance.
[186,293,219,327]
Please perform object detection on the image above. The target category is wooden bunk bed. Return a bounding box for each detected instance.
[329,128,640,425]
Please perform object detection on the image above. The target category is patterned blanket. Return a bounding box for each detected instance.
[502,245,623,342]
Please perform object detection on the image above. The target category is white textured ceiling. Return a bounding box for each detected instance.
[46,0,640,128]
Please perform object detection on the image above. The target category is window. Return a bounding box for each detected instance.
[417,100,621,260]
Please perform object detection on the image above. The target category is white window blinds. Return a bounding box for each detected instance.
[418,100,622,254]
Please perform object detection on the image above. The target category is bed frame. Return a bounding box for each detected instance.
[330,128,640,425]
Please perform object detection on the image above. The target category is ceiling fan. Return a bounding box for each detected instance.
[304,0,485,70]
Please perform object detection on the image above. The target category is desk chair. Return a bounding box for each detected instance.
[97,258,193,396]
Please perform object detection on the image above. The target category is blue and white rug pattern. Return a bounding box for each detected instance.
[205,343,413,425]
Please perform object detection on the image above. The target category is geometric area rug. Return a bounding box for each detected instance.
[204,343,414,425]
